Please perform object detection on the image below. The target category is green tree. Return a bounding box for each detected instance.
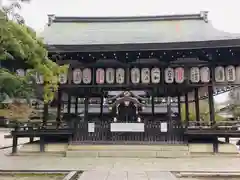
[181,99,225,122]
[0,0,68,103]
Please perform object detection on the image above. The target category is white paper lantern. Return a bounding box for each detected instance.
[16,69,25,77]
[200,67,210,83]
[190,67,200,83]
[96,68,105,84]
[225,65,236,82]
[35,72,44,84]
[105,68,115,84]
[164,68,174,83]
[116,68,125,84]
[131,68,140,84]
[175,67,185,83]
[141,68,150,84]
[214,66,225,82]
[151,68,161,84]
[59,72,68,84]
[26,69,33,84]
[82,68,92,84]
[235,66,240,83]
[72,69,82,84]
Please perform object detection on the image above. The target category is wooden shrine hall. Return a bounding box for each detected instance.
[9,11,240,153]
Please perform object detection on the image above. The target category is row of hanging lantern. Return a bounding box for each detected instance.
[15,65,239,85]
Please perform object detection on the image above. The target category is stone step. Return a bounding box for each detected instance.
[68,144,189,151]
[66,150,189,158]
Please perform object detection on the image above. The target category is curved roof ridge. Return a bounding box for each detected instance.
[47,11,209,24]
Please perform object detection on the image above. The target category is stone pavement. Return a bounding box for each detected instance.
[79,171,177,180]
[0,148,239,180]
[0,128,31,149]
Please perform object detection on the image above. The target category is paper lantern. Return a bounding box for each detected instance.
[105,68,115,84]
[164,67,174,83]
[214,66,225,82]
[116,68,125,84]
[151,68,161,84]
[131,68,140,84]
[82,68,92,84]
[72,69,82,84]
[190,67,200,83]
[175,67,185,83]
[141,68,150,84]
[225,65,236,82]
[96,68,105,84]
[200,67,210,83]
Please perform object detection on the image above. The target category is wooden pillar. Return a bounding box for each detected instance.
[100,92,104,121]
[167,96,172,122]
[40,136,45,152]
[177,95,181,120]
[185,93,189,127]
[56,90,62,124]
[12,134,18,154]
[151,95,155,115]
[194,88,200,122]
[208,85,215,125]
[75,97,78,114]
[84,97,89,122]
[67,94,71,114]
[43,103,49,126]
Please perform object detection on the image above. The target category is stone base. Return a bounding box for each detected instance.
[66,144,189,158]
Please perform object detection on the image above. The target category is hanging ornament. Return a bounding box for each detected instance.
[141,68,150,84]
[151,68,161,84]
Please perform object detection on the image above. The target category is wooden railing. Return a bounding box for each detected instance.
[186,120,240,130]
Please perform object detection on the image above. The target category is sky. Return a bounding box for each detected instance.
[3,0,239,103]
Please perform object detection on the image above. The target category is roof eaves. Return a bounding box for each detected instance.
[47,11,209,24]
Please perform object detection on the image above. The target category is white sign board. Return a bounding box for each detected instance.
[16,69,25,77]
[161,122,168,132]
[88,123,95,133]
[110,123,144,132]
